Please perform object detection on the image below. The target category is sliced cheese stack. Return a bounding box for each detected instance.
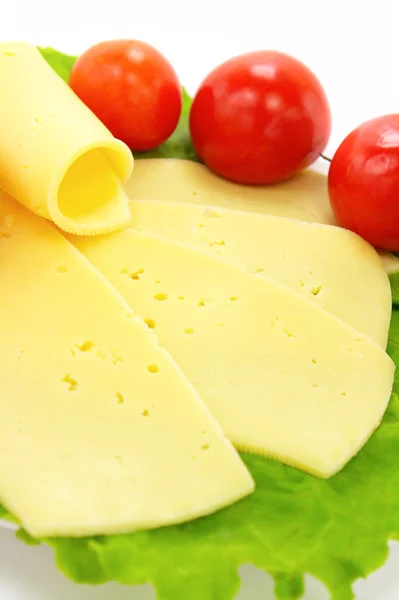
[0,42,134,235]
[126,158,399,275]
[128,200,392,349]
[0,193,253,538]
[73,230,395,479]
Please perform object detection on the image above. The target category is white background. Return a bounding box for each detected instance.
[0,0,398,598]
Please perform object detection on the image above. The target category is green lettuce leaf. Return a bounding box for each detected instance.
[390,273,399,306]
[136,87,199,162]
[38,47,77,82]
[1,47,399,600]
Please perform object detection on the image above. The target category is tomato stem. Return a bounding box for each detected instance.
[320,153,332,163]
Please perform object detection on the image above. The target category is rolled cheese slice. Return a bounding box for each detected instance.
[0,193,253,537]
[73,230,395,479]
[0,42,133,235]
[128,200,392,349]
[126,158,399,275]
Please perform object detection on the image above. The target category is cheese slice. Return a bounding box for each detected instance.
[0,192,253,538]
[73,230,395,478]
[128,200,391,349]
[126,158,399,275]
[0,42,134,236]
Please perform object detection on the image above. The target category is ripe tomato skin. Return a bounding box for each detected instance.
[189,50,331,185]
[69,40,182,151]
[328,115,399,252]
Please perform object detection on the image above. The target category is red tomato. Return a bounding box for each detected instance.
[189,50,331,185]
[69,40,182,151]
[328,115,399,252]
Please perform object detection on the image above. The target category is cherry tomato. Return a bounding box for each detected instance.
[328,115,399,252]
[69,40,182,151]
[189,50,331,185]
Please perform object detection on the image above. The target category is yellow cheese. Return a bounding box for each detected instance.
[0,193,253,538]
[73,230,395,478]
[129,200,391,349]
[0,42,134,236]
[126,158,399,275]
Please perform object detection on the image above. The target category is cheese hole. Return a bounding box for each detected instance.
[230,296,238,302]
[215,321,225,327]
[4,51,15,57]
[115,392,124,405]
[205,238,226,247]
[312,384,319,388]
[299,280,305,287]
[0,232,11,239]
[147,364,159,374]
[55,265,68,273]
[311,358,317,365]
[142,409,150,417]
[283,329,295,339]
[129,268,144,280]
[341,392,347,397]
[201,444,210,451]
[121,268,144,280]
[61,374,77,391]
[154,293,168,301]
[114,455,123,465]
[198,299,206,307]
[310,285,323,296]
[75,340,94,352]
[184,327,195,335]
[144,318,156,329]
[154,280,161,284]
[254,267,264,273]
[198,223,204,228]
[111,351,124,365]
[31,118,41,132]
[177,295,185,300]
